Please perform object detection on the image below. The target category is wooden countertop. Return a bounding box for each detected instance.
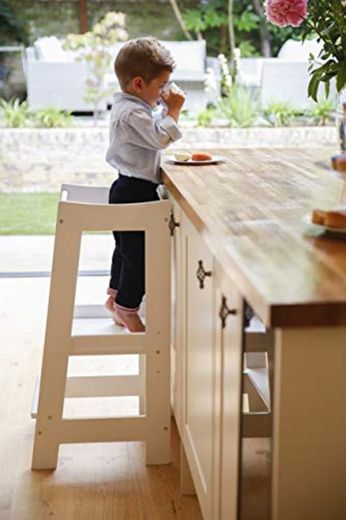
[162,148,346,328]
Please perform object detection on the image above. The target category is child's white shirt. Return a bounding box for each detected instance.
[106,92,182,184]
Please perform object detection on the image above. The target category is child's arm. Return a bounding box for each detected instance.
[162,89,185,123]
[124,107,183,150]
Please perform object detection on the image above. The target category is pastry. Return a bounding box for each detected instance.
[311,209,326,225]
[191,152,213,161]
[174,152,191,162]
[331,154,346,173]
[324,208,346,229]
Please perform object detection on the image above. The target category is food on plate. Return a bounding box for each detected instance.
[174,152,192,162]
[324,208,346,229]
[331,154,346,173]
[191,152,213,161]
[311,206,346,229]
[311,209,326,225]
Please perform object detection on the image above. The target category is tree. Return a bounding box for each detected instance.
[228,0,235,59]
[0,0,29,45]
[64,12,128,122]
[251,0,271,57]
[168,0,193,40]
[182,0,305,58]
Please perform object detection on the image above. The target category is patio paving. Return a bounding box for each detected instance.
[0,234,114,273]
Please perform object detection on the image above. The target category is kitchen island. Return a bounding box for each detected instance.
[162,148,346,520]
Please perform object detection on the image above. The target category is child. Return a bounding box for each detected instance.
[104,37,185,332]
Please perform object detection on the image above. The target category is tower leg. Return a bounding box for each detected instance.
[32,218,81,470]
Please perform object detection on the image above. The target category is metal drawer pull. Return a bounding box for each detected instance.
[169,213,180,236]
[219,296,237,328]
[196,260,212,289]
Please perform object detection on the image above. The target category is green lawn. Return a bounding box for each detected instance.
[0,192,60,234]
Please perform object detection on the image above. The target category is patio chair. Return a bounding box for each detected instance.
[277,38,323,60]
[260,59,312,109]
[25,37,218,113]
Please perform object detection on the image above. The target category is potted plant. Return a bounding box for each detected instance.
[64,11,128,122]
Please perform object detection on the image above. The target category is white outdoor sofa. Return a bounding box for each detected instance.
[25,36,219,113]
[238,39,333,109]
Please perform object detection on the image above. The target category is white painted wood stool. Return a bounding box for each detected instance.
[31,184,171,470]
[243,315,274,438]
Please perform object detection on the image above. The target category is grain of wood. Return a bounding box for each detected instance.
[240,438,271,520]
[163,148,346,327]
[0,278,202,520]
[0,276,271,520]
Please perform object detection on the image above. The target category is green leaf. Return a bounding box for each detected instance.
[324,80,330,99]
[204,10,227,29]
[308,73,321,102]
[336,63,346,92]
[235,12,259,32]
[183,9,207,32]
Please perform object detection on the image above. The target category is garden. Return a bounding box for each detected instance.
[0,0,345,233]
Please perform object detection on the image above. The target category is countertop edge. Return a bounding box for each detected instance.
[163,171,346,329]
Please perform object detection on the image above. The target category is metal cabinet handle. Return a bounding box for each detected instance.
[169,213,180,236]
[219,296,237,328]
[196,260,212,289]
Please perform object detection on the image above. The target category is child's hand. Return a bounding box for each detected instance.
[162,88,185,121]
[162,89,185,110]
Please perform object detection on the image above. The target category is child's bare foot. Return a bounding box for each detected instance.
[105,295,114,313]
[104,296,125,327]
[114,306,145,333]
[112,306,127,327]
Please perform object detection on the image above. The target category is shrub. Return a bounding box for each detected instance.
[197,106,217,127]
[264,101,298,127]
[0,98,30,127]
[32,107,73,128]
[182,0,305,57]
[0,0,29,45]
[64,11,128,122]
[218,85,260,127]
[307,98,335,126]
[205,54,260,128]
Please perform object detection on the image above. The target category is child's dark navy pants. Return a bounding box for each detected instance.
[108,174,159,310]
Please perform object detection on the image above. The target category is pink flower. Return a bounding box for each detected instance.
[265,0,308,27]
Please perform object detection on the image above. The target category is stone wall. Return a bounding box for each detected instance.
[0,126,337,192]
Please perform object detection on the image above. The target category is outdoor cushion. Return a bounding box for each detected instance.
[277,39,323,61]
[107,40,206,75]
[161,40,206,74]
[34,36,67,61]
[32,38,206,75]
[26,38,210,112]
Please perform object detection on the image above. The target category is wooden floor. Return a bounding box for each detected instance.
[240,438,271,520]
[0,277,270,520]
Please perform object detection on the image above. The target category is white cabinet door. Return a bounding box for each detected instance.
[214,268,244,520]
[172,211,244,520]
[170,199,184,435]
[182,218,216,520]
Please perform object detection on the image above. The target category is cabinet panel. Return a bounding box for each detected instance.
[214,270,244,520]
[183,219,216,520]
[172,209,244,520]
[170,199,184,435]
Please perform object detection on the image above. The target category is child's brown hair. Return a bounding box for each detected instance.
[114,37,175,89]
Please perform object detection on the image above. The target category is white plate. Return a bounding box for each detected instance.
[314,223,346,234]
[305,214,346,235]
[165,155,225,166]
